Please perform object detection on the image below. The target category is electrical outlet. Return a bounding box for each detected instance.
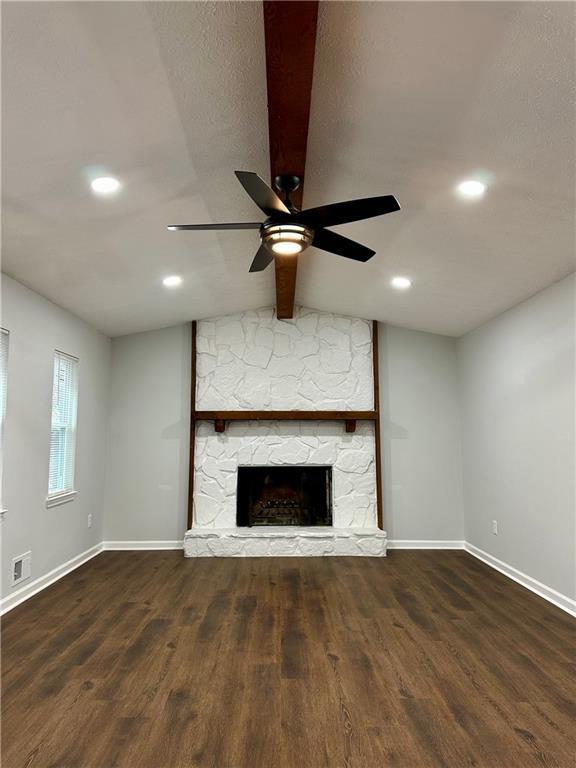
[492,519,498,535]
[12,552,31,586]
[87,513,92,529]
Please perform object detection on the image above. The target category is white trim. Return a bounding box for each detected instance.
[464,542,576,618]
[102,540,184,551]
[46,490,77,508]
[0,543,103,615]
[54,349,79,363]
[388,539,465,549]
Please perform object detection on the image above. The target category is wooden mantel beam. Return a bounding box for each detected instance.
[195,410,377,422]
[263,1,319,319]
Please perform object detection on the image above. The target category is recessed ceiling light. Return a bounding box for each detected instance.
[456,179,486,199]
[162,275,182,288]
[90,176,121,195]
[391,276,412,290]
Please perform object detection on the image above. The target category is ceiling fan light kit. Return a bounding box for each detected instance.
[262,223,314,256]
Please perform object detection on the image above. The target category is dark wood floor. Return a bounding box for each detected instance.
[2,551,575,768]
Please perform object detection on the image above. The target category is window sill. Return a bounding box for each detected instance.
[46,490,77,508]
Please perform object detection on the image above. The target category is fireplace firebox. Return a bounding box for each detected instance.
[236,466,332,527]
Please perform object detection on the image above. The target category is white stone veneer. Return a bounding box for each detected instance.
[196,306,374,410]
[188,306,383,557]
[184,528,387,557]
[194,420,377,529]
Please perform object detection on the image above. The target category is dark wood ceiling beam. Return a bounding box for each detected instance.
[263,0,319,319]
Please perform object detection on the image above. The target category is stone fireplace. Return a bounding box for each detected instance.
[184,306,387,557]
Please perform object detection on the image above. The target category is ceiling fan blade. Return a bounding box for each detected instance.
[235,171,291,217]
[167,222,261,231]
[312,229,375,263]
[298,195,400,229]
[249,244,275,273]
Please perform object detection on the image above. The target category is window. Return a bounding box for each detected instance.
[47,351,79,505]
[1,329,8,514]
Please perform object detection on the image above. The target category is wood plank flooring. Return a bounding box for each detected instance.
[2,550,575,767]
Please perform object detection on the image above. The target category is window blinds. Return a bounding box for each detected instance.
[48,351,79,496]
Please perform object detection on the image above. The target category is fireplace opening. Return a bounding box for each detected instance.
[237,466,332,527]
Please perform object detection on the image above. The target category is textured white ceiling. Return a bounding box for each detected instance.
[2,2,574,337]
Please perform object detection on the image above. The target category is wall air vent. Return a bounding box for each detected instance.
[12,551,31,586]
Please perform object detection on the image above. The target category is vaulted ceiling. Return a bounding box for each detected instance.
[2,1,574,337]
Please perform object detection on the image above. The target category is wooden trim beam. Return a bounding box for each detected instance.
[372,320,384,530]
[264,0,318,319]
[194,410,377,422]
[187,321,197,530]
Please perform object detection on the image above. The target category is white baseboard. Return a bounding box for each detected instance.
[0,543,103,616]
[387,539,575,616]
[388,539,465,550]
[102,540,183,551]
[464,542,576,618]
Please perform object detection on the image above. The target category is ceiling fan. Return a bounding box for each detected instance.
[168,171,400,273]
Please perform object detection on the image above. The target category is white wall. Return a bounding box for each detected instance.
[98,278,575,601]
[1,275,110,599]
[379,325,464,542]
[458,275,575,598]
[101,318,464,543]
[103,324,191,542]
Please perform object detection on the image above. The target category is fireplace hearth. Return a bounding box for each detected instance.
[237,466,332,527]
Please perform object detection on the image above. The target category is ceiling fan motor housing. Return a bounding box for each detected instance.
[274,174,301,194]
